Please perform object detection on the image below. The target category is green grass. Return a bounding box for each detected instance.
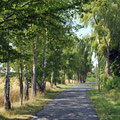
[86,75,97,83]
[87,89,120,120]
[0,83,76,120]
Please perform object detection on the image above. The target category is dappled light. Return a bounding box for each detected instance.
[30,85,99,120]
[0,0,120,119]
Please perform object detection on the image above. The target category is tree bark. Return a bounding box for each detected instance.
[63,71,65,84]
[36,81,40,93]
[31,34,39,96]
[42,55,47,84]
[51,71,54,88]
[98,51,101,91]
[55,81,57,86]
[83,76,86,83]
[24,61,29,100]
[77,72,79,83]
[104,37,113,78]
[79,74,82,83]
[32,46,37,96]
[18,60,23,105]
[42,29,48,91]
[4,61,11,110]
[42,53,47,91]
[68,79,70,83]
[105,46,112,78]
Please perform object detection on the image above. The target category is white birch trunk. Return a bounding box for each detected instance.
[4,61,11,109]
[32,45,37,96]
[18,60,23,105]
[31,34,39,96]
[42,29,48,87]
[24,61,29,100]
[51,71,54,88]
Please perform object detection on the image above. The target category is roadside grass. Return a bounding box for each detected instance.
[86,75,97,83]
[87,85,120,120]
[0,83,76,120]
[0,77,20,107]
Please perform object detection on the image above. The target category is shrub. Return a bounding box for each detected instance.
[101,74,120,90]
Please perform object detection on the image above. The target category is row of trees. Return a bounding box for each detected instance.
[0,0,91,110]
[81,0,120,90]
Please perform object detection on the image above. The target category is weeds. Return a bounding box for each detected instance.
[0,83,75,119]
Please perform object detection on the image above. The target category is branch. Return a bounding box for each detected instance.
[104,35,109,48]
[93,14,98,25]
[0,2,30,25]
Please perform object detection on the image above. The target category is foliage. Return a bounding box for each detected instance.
[80,0,120,78]
[0,0,94,110]
[110,46,120,77]
[101,74,120,91]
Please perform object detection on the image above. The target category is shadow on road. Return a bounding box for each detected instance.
[31,84,99,120]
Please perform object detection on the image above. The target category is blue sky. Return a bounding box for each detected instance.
[76,24,92,38]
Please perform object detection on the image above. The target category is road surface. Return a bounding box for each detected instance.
[30,84,99,120]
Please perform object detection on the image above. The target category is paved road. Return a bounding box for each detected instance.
[30,84,99,120]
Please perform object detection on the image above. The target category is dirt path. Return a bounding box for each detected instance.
[30,84,99,120]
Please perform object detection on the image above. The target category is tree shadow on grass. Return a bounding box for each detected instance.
[56,86,62,89]
[5,104,45,120]
[44,90,62,99]
[0,115,7,120]
[4,85,73,120]
[5,90,63,120]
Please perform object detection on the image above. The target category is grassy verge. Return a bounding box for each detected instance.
[87,87,120,120]
[86,75,97,83]
[0,83,76,120]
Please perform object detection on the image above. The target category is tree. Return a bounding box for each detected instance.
[1,0,89,110]
[4,61,11,110]
[80,0,120,78]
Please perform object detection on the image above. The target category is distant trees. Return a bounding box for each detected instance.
[72,37,92,83]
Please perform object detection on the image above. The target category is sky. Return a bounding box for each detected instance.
[76,24,92,38]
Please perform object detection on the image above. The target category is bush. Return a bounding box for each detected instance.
[101,74,120,90]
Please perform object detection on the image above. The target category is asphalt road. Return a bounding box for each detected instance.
[30,84,99,120]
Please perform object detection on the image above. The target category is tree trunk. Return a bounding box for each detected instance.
[79,74,82,83]
[42,29,48,91]
[51,71,54,88]
[4,62,11,110]
[31,25,39,96]
[24,61,29,100]
[83,76,86,83]
[55,81,57,86]
[81,76,84,83]
[18,60,23,105]
[63,71,65,84]
[98,51,101,91]
[68,79,70,83]
[43,55,47,84]
[32,49,37,96]
[42,55,47,91]
[77,72,79,83]
[105,46,112,78]
[104,37,112,78]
